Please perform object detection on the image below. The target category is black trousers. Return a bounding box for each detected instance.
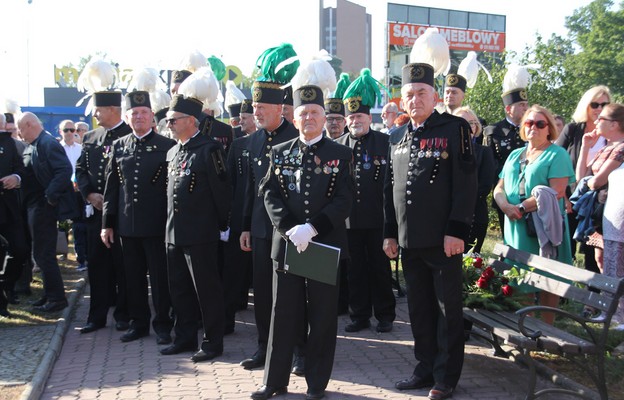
[347,228,396,323]
[0,218,28,310]
[222,230,253,331]
[265,263,338,392]
[167,241,224,351]
[402,246,465,389]
[85,213,129,325]
[120,236,172,334]
[251,237,274,350]
[27,201,65,302]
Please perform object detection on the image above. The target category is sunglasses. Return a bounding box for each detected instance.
[523,120,548,129]
[165,116,191,125]
[63,128,76,133]
[590,102,610,109]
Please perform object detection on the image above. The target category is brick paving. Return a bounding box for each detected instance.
[31,283,562,400]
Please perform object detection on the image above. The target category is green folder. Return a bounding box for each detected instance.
[284,241,341,285]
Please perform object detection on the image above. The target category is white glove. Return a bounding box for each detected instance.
[220,228,230,242]
[286,223,317,253]
[85,204,94,218]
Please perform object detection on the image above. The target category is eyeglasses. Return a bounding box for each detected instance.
[62,128,76,133]
[326,117,344,123]
[523,120,549,129]
[597,116,615,123]
[165,116,191,125]
[590,102,610,109]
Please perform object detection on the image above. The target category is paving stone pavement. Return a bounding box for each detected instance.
[31,283,569,400]
[0,325,56,385]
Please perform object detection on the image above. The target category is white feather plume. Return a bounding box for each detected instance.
[178,66,220,103]
[180,51,207,73]
[409,28,450,77]
[224,81,246,110]
[458,51,493,88]
[503,64,540,93]
[127,68,159,92]
[150,90,171,113]
[2,98,21,115]
[77,59,118,93]
[290,50,337,99]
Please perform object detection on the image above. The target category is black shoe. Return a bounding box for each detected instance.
[120,328,149,342]
[80,322,105,334]
[305,389,325,400]
[345,320,370,332]
[395,375,435,391]
[240,350,266,370]
[250,385,288,400]
[428,384,454,400]
[160,343,197,355]
[0,309,12,318]
[6,290,19,305]
[156,333,172,345]
[33,299,68,313]
[376,321,393,333]
[191,349,222,363]
[115,321,130,331]
[31,297,47,307]
[291,354,305,376]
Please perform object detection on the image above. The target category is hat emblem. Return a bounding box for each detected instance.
[300,87,317,102]
[133,93,146,105]
[410,66,425,81]
[519,90,528,101]
[252,87,263,102]
[329,102,341,113]
[447,75,459,86]
[347,99,360,112]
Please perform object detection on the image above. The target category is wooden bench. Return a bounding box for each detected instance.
[463,243,624,400]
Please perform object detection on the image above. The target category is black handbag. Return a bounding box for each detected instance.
[524,211,538,238]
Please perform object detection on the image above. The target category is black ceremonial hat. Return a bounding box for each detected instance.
[169,95,203,120]
[93,91,122,107]
[401,63,435,87]
[252,81,284,105]
[324,98,345,116]
[445,74,467,92]
[125,91,151,109]
[293,85,324,109]
[240,99,254,114]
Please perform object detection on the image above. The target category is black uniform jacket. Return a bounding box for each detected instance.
[102,130,175,237]
[0,131,25,224]
[226,135,251,233]
[76,123,132,200]
[261,136,354,263]
[384,111,477,249]
[165,133,231,247]
[242,120,298,239]
[199,113,233,154]
[336,129,388,229]
[482,118,524,177]
[23,131,77,219]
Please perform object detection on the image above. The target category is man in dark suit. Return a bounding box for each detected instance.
[101,91,175,344]
[251,84,353,400]
[0,115,28,318]
[18,112,76,313]
[336,91,395,334]
[75,91,131,334]
[239,80,298,370]
[383,63,477,400]
[160,95,231,362]
[223,100,255,334]
[482,83,528,233]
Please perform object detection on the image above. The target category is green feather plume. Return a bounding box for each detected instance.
[255,43,300,84]
[342,68,384,108]
[207,56,226,81]
[333,73,351,99]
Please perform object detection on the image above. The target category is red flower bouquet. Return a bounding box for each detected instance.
[462,254,521,311]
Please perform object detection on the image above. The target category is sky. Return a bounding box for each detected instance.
[0,0,594,107]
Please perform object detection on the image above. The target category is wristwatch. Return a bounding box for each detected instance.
[518,204,526,214]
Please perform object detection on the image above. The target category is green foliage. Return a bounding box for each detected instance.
[462,253,523,311]
[463,52,509,126]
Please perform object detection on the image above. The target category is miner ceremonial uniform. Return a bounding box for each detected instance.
[200,113,234,154]
[262,135,354,393]
[165,133,231,354]
[102,129,175,338]
[242,119,298,353]
[336,129,396,328]
[223,135,253,333]
[384,109,477,390]
[76,120,131,328]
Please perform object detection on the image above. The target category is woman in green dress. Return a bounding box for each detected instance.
[493,105,575,324]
